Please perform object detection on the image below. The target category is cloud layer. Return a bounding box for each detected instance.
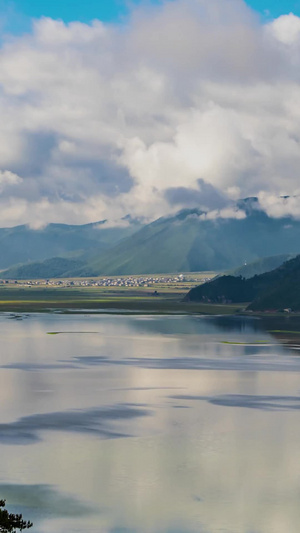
[0,1,300,226]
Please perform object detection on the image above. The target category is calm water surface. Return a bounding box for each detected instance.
[0,313,300,533]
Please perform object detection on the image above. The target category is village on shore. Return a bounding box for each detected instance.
[0,273,213,289]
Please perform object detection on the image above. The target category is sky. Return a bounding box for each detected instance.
[1,0,300,26]
[0,0,300,227]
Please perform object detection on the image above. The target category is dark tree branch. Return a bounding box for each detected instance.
[0,500,33,532]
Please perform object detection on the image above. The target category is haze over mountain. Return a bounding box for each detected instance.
[227,254,295,279]
[3,198,300,278]
[0,218,142,270]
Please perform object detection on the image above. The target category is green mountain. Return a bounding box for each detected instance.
[1,257,85,280]
[0,219,141,270]
[186,255,300,311]
[228,254,294,279]
[68,203,300,276]
[3,199,300,279]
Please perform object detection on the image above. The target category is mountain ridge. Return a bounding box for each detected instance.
[0,218,142,270]
[2,200,300,278]
[64,204,300,276]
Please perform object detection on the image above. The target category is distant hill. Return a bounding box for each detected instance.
[0,219,141,270]
[1,257,85,280]
[186,255,300,311]
[248,255,300,311]
[228,254,294,279]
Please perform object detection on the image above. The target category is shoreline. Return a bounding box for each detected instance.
[0,296,299,317]
[0,299,243,315]
[0,284,243,315]
[2,297,300,349]
[0,285,299,318]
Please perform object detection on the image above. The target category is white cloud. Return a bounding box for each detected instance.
[267,13,300,45]
[257,192,300,219]
[0,1,299,226]
[198,207,247,221]
[0,170,22,187]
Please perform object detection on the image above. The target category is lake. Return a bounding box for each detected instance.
[0,312,300,533]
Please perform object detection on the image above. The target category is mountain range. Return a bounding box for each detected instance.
[2,198,300,278]
[65,200,300,276]
[0,218,141,271]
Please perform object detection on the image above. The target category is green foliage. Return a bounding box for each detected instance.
[0,500,32,532]
[186,254,300,312]
[186,275,256,303]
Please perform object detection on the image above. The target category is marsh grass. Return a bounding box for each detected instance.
[0,285,244,315]
[269,330,300,334]
[47,331,99,335]
[221,340,271,345]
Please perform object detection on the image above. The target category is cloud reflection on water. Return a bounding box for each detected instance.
[171,394,300,411]
[0,405,151,444]
[0,483,93,518]
[71,355,300,373]
[4,353,300,374]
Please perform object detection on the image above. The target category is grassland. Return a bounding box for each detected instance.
[0,273,244,315]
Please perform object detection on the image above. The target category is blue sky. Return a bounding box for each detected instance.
[1,0,300,34]
[0,0,159,33]
[247,0,300,17]
[1,0,153,23]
